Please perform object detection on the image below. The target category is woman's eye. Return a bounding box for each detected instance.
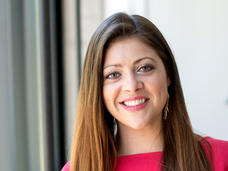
[137,65,154,72]
[105,72,120,79]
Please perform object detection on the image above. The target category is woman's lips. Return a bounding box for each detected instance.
[120,96,149,111]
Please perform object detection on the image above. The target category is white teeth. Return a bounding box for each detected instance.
[124,99,146,106]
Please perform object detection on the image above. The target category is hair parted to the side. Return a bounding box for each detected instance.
[70,12,212,171]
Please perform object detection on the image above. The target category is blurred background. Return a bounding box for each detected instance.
[1,0,228,170]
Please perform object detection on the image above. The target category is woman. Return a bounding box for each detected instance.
[62,13,228,171]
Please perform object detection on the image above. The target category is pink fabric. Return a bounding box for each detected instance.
[61,137,228,171]
[204,137,228,171]
[61,161,70,171]
[116,151,162,171]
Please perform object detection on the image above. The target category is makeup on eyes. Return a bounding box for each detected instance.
[136,64,155,72]
[103,56,156,70]
[105,72,121,79]
[104,63,155,80]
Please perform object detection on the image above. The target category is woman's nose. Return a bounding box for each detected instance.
[122,73,143,92]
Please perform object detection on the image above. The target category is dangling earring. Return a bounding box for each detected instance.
[113,118,118,136]
[163,93,170,120]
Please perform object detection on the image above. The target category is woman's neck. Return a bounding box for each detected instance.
[117,121,164,156]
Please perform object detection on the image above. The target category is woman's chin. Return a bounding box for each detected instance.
[124,121,149,130]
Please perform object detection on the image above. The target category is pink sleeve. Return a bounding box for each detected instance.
[61,161,70,171]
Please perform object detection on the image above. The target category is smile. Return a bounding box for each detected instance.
[123,98,146,106]
[120,97,149,111]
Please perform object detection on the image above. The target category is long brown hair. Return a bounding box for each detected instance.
[70,13,212,171]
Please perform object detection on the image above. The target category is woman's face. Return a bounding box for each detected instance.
[103,37,170,130]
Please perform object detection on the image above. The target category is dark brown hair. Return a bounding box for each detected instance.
[70,12,212,171]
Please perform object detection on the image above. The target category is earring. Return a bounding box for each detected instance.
[113,118,118,136]
[163,93,170,120]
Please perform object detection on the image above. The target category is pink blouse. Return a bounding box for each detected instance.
[61,137,228,171]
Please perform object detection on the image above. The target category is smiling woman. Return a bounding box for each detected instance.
[61,13,228,171]
[103,37,169,135]
[103,38,169,156]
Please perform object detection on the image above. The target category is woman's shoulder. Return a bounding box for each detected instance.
[61,161,70,171]
[203,136,228,152]
[202,136,228,170]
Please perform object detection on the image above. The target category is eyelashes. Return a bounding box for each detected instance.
[136,64,154,72]
[105,72,121,79]
[104,64,154,80]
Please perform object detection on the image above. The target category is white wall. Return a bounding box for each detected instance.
[104,0,228,140]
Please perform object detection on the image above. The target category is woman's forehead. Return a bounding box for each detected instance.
[103,38,160,66]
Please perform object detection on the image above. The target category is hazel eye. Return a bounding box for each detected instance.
[137,65,154,72]
[105,72,120,79]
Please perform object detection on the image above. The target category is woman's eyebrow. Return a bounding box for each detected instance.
[103,64,122,69]
[134,56,156,65]
[103,56,156,69]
